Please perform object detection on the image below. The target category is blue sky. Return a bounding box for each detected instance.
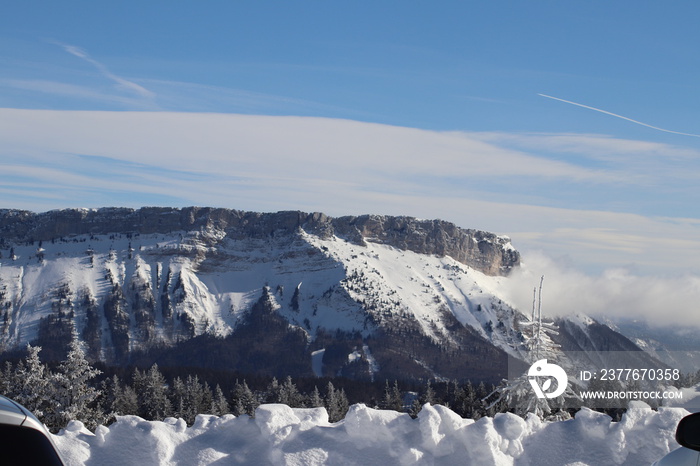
[2,1,700,291]
[5,2,700,133]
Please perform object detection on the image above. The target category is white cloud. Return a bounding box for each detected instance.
[0,109,619,181]
[500,251,700,328]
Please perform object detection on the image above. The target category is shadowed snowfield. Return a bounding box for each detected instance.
[53,401,685,465]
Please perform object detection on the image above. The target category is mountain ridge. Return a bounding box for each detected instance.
[0,207,519,276]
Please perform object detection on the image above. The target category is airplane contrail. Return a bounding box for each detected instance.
[52,40,154,99]
[538,93,700,138]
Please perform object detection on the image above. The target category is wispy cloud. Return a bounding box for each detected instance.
[473,132,700,160]
[0,78,155,109]
[138,78,375,116]
[52,41,154,99]
[470,131,700,188]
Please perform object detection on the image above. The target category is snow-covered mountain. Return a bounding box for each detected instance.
[600,318,700,374]
[0,207,652,382]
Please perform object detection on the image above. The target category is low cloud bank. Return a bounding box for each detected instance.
[501,251,700,328]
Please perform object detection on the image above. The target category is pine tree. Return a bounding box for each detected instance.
[410,379,436,417]
[380,380,403,411]
[135,364,172,420]
[325,382,349,422]
[520,277,560,361]
[485,276,575,419]
[409,397,422,418]
[279,376,304,408]
[231,380,258,417]
[454,380,478,419]
[183,375,206,423]
[171,375,216,423]
[380,380,392,409]
[51,339,103,430]
[265,377,281,403]
[444,380,459,410]
[307,386,324,408]
[210,384,229,416]
[171,376,187,420]
[265,377,282,403]
[421,380,435,405]
[0,361,15,397]
[104,374,138,418]
[337,388,349,420]
[11,345,54,421]
[201,381,214,415]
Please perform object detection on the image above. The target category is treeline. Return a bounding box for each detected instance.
[0,342,507,433]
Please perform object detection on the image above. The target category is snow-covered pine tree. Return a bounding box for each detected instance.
[337,388,349,421]
[520,276,560,361]
[325,382,339,421]
[0,360,14,395]
[201,381,213,414]
[171,376,187,420]
[182,375,206,424]
[324,382,349,422]
[231,380,258,417]
[279,376,304,408]
[135,364,172,420]
[50,339,103,430]
[103,374,139,418]
[265,377,281,403]
[210,384,229,416]
[307,386,324,408]
[10,345,54,421]
[422,380,436,405]
[380,380,403,411]
[454,380,480,419]
[485,276,572,419]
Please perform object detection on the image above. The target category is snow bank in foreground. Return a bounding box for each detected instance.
[53,402,687,466]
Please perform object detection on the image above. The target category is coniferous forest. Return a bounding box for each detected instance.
[5,337,699,432]
[0,341,509,433]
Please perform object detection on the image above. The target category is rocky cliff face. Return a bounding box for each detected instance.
[0,207,519,276]
[331,214,519,276]
[0,206,526,381]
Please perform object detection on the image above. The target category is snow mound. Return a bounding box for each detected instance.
[53,403,689,465]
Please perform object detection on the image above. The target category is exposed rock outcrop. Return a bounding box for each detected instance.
[0,207,519,276]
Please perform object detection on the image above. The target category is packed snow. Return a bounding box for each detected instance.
[53,401,686,465]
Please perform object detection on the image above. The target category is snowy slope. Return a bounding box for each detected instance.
[0,222,528,367]
[305,232,526,357]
